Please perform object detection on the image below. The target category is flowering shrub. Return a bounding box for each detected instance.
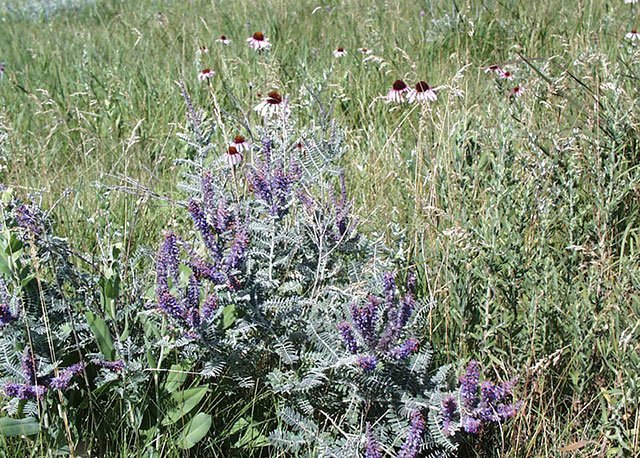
[149,106,520,455]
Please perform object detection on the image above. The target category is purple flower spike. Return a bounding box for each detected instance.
[441,395,458,437]
[21,349,37,384]
[14,204,44,237]
[186,275,200,310]
[364,423,382,458]
[448,361,520,436]
[248,155,302,218]
[350,296,379,346]
[261,136,272,161]
[158,291,184,321]
[0,302,17,327]
[215,198,233,235]
[356,355,377,372]
[382,272,396,303]
[4,382,47,400]
[337,322,359,354]
[390,338,419,360]
[200,294,219,321]
[49,363,84,390]
[397,411,425,458]
[460,360,481,410]
[156,231,180,293]
[395,293,415,332]
[188,199,221,261]
[462,416,481,434]
[225,226,249,270]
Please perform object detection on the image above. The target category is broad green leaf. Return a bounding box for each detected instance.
[103,276,120,300]
[179,413,211,449]
[85,310,115,360]
[0,256,11,277]
[221,304,237,330]
[231,417,269,449]
[163,364,188,394]
[0,417,40,437]
[163,386,208,425]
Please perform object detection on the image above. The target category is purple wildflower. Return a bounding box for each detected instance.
[328,172,358,243]
[337,322,359,354]
[454,362,520,435]
[157,290,184,321]
[184,274,201,328]
[496,401,521,420]
[186,275,200,310]
[156,231,180,294]
[188,199,221,261]
[364,424,382,458]
[0,302,17,327]
[215,198,233,236]
[397,411,425,458]
[395,293,415,332]
[248,157,302,218]
[390,338,419,360]
[377,275,417,352]
[200,294,218,321]
[21,349,37,384]
[261,136,272,161]
[201,172,232,236]
[461,416,481,434]
[4,382,47,400]
[225,225,249,270]
[356,355,377,372]
[14,204,44,237]
[441,395,458,437]
[460,360,481,410]
[49,363,84,390]
[187,251,226,284]
[350,296,379,347]
[382,272,396,303]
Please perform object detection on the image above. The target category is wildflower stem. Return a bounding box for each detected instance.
[232,165,240,204]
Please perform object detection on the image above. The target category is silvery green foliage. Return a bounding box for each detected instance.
[0,190,94,411]
[163,109,465,456]
[0,188,130,450]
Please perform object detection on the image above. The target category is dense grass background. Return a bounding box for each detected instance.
[1,0,640,456]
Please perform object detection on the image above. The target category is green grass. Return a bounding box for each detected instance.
[1,0,640,456]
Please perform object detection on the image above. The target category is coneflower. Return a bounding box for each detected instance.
[407,81,437,103]
[247,31,271,50]
[484,64,503,74]
[254,90,288,117]
[510,85,524,99]
[357,47,372,55]
[198,68,215,82]
[626,29,640,41]
[333,47,347,58]
[225,145,243,166]
[230,135,251,153]
[217,35,231,45]
[386,79,409,103]
[499,70,514,80]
